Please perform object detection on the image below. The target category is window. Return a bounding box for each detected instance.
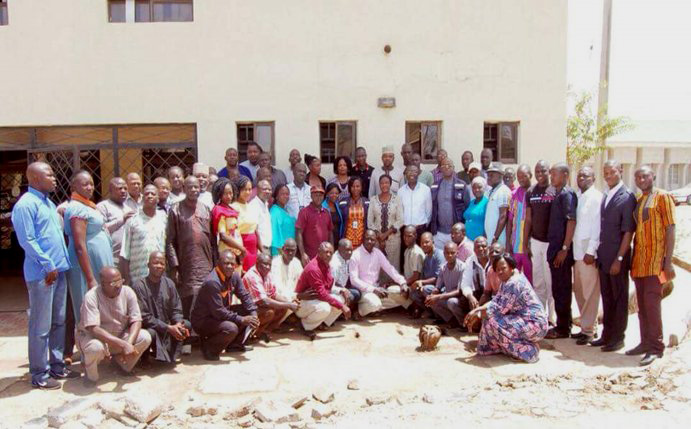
[136,0,193,22]
[0,1,8,26]
[236,122,274,162]
[668,164,681,190]
[484,122,519,164]
[406,121,441,163]
[319,121,357,163]
[108,0,126,22]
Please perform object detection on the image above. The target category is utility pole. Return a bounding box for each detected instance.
[595,0,613,187]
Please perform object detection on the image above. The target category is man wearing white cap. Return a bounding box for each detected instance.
[193,162,214,210]
[368,145,404,197]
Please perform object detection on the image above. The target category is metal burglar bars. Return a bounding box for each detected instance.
[0,124,197,205]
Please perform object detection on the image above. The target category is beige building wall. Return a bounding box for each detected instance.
[0,0,567,170]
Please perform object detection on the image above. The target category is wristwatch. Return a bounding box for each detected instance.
[561,245,568,251]
[617,255,624,262]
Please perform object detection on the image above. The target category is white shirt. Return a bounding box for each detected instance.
[369,165,404,197]
[248,197,272,249]
[604,180,624,209]
[460,253,490,299]
[286,182,311,219]
[240,160,259,181]
[329,252,350,288]
[397,182,433,226]
[573,186,602,261]
[198,191,214,211]
[270,255,303,298]
[284,166,295,184]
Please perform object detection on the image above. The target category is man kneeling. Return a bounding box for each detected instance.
[191,250,260,360]
[350,230,411,317]
[243,253,298,342]
[77,267,152,385]
[132,251,191,365]
[295,242,351,340]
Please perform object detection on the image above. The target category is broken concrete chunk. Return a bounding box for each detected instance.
[312,386,335,404]
[46,398,97,428]
[254,400,300,424]
[237,415,255,428]
[310,403,335,420]
[365,395,390,406]
[347,379,360,390]
[124,396,164,423]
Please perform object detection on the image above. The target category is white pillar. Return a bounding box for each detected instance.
[125,0,135,23]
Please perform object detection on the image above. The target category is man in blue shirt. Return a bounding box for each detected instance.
[11,162,81,389]
[410,232,445,317]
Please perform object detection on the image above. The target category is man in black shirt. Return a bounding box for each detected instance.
[352,146,375,198]
[524,160,555,321]
[545,163,577,339]
[191,250,259,360]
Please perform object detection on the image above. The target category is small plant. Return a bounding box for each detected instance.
[567,90,633,168]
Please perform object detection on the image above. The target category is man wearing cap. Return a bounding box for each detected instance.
[429,158,469,250]
[369,145,404,197]
[484,162,511,247]
[296,185,333,266]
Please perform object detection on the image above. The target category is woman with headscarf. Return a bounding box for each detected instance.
[463,176,489,240]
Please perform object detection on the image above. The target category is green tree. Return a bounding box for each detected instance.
[567,91,633,167]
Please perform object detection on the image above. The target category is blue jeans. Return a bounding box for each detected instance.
[27,272,67,384]
[410,285,437,307]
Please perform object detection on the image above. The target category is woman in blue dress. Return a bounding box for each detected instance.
[463,176,489,240]
[465,253,548,363]
[64,171,114,322]
[270,184,296,256]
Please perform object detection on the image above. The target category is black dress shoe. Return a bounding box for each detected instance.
[601,340,625,352]
[576,334,596,345]
[625,344,646,356]
[589,338,607,347]
[545,328,570,339]
[571,332,588,340]
[225,344,253,353]
[639,353,662,366]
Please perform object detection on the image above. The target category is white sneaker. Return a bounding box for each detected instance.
[182,344,192,355]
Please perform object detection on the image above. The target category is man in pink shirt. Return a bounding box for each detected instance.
[451,222,474,262]
[349,230,412,317]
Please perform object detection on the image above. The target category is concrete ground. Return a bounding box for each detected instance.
[1,266,690,427]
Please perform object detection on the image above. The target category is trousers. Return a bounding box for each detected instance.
[598,266,630,344]
[295,294,345,331]
[530,238,554,323]
[633,276,664,355]
[573,260,600,335]
[549,256,573,335]
[358,285,412,317]
[78,330,152,381]
[26,272,67,384]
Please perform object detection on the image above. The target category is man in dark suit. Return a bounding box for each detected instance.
[591,160,636,351]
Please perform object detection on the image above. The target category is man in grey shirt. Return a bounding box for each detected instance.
[97,177,135,266]
[424,242,466,327]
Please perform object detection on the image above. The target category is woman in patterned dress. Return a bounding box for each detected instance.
[211,178,244,261]
[367,174,404,272]
[338,177,369,248]
[230,176,260,272]
[465,253,548,363]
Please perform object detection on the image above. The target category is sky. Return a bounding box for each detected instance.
[568,0,691,120]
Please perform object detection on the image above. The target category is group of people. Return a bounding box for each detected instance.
[12,140,677,390]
